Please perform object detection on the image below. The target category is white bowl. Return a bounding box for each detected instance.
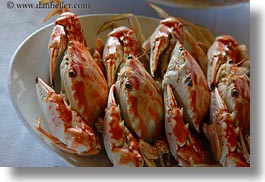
[8,14,160,167]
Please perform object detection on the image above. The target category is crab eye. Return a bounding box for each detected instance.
[228,59,234,64]
[231,88,239,98]
[125,82,132,90]
[69,70,76,77]
[185,76,193,87]
[209,85,215,91]
[68,41,74,47]
[128,55,134,60]
[179,47,184,51]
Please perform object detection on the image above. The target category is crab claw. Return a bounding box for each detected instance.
[35,77,101,156]
[207,35,239,89]
[211,88,238,160]
[147,30,169,77]
[203,88,250,166]
[164,84,189,160]
[48,25,67,86]
[207,41,226,90]
[55,12,87,46]
[48,12,87,87]
[102,26,139,88]
[103,84,144,167]
[142,17,184,77]
[102,33,123,88]
[164,85,211,167]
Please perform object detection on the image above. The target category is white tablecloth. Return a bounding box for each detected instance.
[0,0,250,167]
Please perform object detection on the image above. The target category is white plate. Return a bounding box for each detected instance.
[8,14,160,167]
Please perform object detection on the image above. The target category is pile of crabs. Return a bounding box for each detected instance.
[35,2,250,167]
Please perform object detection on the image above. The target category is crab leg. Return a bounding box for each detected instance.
[97,13,145,45]
[103,85,144,167]
[40,0,71,22]
[139,138,170,167]
[36,77,101,156]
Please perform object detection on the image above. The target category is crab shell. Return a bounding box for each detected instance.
[60,41,108,124]
[162,41,210,133]
[115,56,163,142]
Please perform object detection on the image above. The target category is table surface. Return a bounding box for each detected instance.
[0,0,250,167]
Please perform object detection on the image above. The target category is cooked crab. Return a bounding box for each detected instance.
[35,41,108,155]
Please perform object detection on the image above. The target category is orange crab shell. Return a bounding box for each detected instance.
[115,56,164,142]
[60,41,108,124]
[163,41,210,133]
